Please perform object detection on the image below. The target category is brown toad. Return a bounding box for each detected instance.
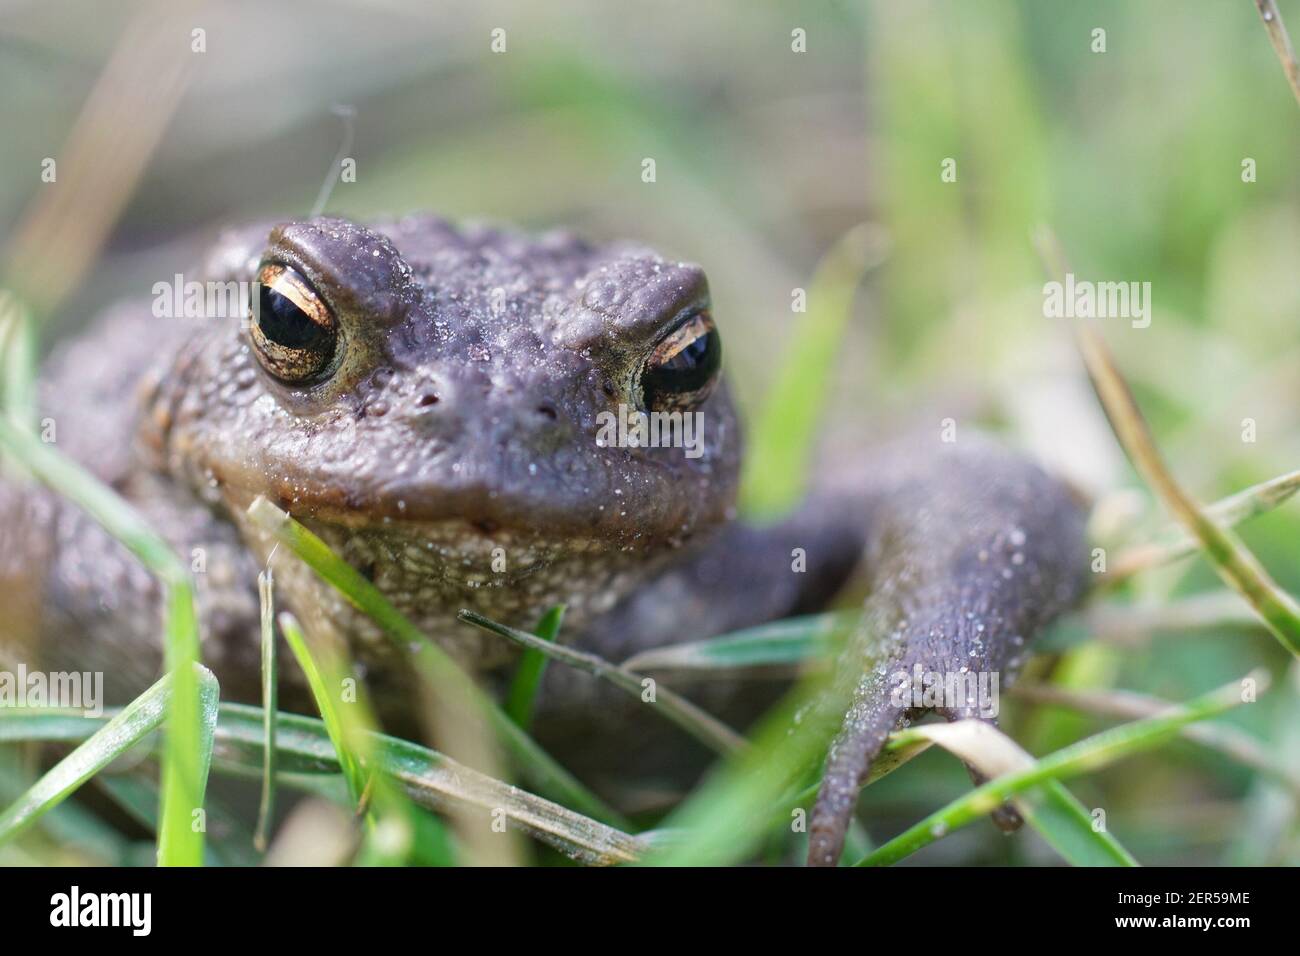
[0,214,1087,865]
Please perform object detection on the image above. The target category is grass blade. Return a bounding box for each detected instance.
[94,773,262,867]
[277,610,454,866]
[0,748,128,865]
[255,708,639,865]
[740,223,887,519]
[1077,318,1300,654]
[0,417,207,866]
[1254,0,1300,108]
[0,292,37,435]
[505,605,564,730]
[1019,780,1137,866]
[1226,662,1300,865]
[1012,681,1300,794]
[0,702,644,865]
[889,718,1137,866]
[460,610,745,755]
[279,612,369,806]
[254,570,278,851]
[642,672,852,866]
[622,612,853,676]
[0,665,217,852]
[156,654,218,866]
[1037,232,1300,656]
[854,671,1265,866]
[246,495,626,828]
[1105,469,1300,584]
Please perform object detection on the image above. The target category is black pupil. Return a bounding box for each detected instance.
[643,328,721,408]
[258,284,328,352]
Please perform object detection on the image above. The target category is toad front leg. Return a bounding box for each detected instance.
[804,435,1086,863]
[549,433,1087,865]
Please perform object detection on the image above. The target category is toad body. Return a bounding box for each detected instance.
[0,215,1088,865]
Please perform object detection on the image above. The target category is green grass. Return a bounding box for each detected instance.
[278,609,438,865]
[3,0,1300,868]
[244,495,626,829]
[855,672,1264,866]
[504,605,565,731]
[739,225,887,520]
[278,610,369,807]
[4,264,1298,865]
[1044,236,1300,658]
[0,701,643,865]
[2,398,1296,865]
[460,609,746,755]
[0,417,206,866]
[0,666,218,855]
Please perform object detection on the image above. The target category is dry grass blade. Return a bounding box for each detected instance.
[1255,0,1300,108]
[1,2,198,316]
[379,752,643,866]
[1036,230,1300,657]
[254,570,278,852]
[0,10,206,860]
[1105,469,1300,584]
[892,720,1137,866]
[856,671,1266,866]
[458,610,747,755]
[1076,322,1300,655]
[0,293,37,437]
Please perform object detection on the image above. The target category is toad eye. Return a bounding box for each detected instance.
[249,263,338,384]
[640,311,722,412]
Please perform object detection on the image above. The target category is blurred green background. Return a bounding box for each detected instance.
[2,0,1298,864]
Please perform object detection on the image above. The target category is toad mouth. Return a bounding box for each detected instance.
[292,512,620,591]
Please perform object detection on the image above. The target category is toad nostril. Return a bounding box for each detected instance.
[416,392,440,408]
[535,402,558,421]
